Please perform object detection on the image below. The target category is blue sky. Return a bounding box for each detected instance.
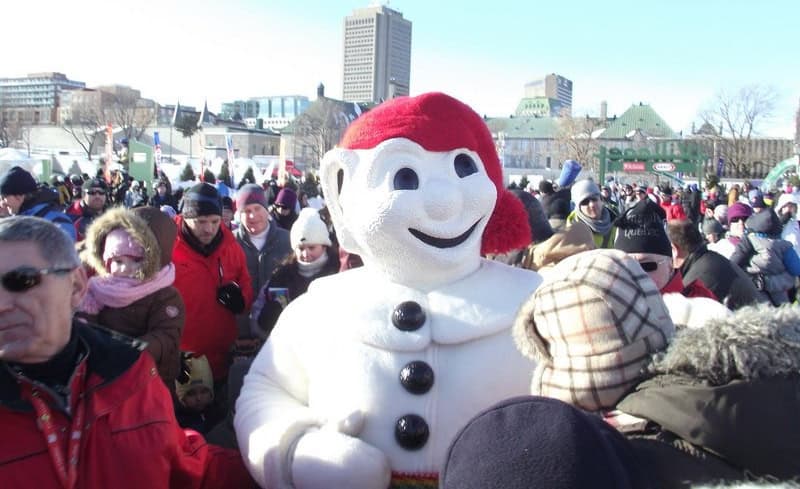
[7,0,799,137]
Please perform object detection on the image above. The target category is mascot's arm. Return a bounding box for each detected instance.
[233,297,390,489]
[234,302,321,488]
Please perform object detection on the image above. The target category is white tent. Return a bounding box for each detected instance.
[0,148,35,175]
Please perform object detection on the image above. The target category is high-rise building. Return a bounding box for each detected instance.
[0,72,85,125]
[518,74,573,117]
[342,5,412,104]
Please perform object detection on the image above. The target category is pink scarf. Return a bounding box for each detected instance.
[79,264,175,315]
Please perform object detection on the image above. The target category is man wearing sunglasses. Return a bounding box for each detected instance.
[566,179,618,249]
[68,178,110,241]
[0,216,256,488]
[0,166,77,241]
[614,199,716,301]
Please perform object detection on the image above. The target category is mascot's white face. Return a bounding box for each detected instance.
[322,138,496,288]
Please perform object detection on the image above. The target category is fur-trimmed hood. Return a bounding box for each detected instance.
[648,303,800,384]
[82,206,162,280]
[618,304,800,480]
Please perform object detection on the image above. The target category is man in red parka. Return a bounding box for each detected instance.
[0,216,255,488]
[173,183,253,387]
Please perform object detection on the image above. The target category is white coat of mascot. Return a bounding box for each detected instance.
[234,92,543,489]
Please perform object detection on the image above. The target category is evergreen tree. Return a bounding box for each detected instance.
[301,171,319,197]
[218,161,231,187]
[705,173,720,190]
[203,169,216,184]
[518,175,530,191]
[179,162,195,182]
[238,167,256,189]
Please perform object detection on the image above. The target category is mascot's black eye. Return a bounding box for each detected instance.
[393,168,419,190]
[454,154,478,178]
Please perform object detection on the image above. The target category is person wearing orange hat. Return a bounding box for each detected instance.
[235,92,542,489]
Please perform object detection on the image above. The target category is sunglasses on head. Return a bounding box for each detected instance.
[1,266,75,293]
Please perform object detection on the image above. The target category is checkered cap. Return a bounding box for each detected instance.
[514,249,674,411]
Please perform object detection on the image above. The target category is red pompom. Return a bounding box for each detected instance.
[481,190,532,255]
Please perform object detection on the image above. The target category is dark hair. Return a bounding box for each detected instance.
[666,219,704,253]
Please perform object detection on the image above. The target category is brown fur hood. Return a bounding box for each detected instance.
[82,206,162,280]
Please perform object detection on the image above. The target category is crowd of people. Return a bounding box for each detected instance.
[0,91,798,489]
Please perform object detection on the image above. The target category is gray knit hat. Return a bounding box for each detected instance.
[570,179,601,206]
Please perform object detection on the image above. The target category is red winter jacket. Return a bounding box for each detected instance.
[661,269,718,301]
[660,201,688,221]
[0,323,256,489]
[173,216,253,381]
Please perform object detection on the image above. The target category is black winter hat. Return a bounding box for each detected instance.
[613,199,671,257]
[181,183,221,218]
[441,396,650,489]
[0,166,37,196]
[510,189,554,244]
[82,178,109,192]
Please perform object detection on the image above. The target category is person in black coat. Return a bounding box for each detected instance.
[252,208,338,339]
[667,219,767,310]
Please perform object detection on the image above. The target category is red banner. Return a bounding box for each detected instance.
[623,161,646,172]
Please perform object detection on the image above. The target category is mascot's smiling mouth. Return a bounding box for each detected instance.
[409,220,481,248]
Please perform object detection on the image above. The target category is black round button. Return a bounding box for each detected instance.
[399,361,434,395]
[392,301,426,331]
[394,414,429,450]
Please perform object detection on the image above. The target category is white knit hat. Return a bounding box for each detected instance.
[776,193,798,213]
[290,208,332,249]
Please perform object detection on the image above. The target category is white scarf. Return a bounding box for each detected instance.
[297,252,329,278]
[249,224,269,251]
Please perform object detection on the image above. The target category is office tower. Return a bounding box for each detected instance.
[0,72,85,124]
[520,73,573,117]
[342,5,412,104]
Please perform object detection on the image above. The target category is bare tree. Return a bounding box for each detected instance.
[0,106,9,149]
[292,101,354,168]
[104,91,152,142]
[62,101,103,160]
[700,85,777,177]
[16,123,32,157]
[554,112,604,175]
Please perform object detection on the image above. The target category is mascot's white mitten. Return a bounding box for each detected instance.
[291,411,391,489]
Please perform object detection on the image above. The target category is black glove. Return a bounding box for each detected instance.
[217,282,246,314]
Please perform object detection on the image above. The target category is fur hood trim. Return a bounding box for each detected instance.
[82,206,162,280]
[650,304,800,385]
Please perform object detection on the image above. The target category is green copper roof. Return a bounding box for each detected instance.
[515,97,558,117]
[598,103,676,139]
[485,116,561,139]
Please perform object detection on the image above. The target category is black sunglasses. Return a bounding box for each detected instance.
[86,190,105,196]
[638,261,659,272]
[637,257,669,272]
[2,266,75,293]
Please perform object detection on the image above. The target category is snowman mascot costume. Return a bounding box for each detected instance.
[235,92,542,489]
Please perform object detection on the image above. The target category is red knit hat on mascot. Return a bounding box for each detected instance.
[339,92,532,255]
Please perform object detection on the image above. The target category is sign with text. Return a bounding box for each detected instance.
[596,142,707,183]
[128,139,154,191]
